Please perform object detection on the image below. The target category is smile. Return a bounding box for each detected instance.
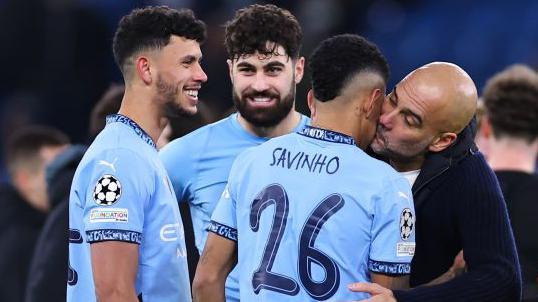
[184,89,199,100]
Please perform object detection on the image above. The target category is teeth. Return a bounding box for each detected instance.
[185,90,198,98]
[253,97,270,103]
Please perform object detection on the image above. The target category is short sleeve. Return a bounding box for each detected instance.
[369,174,416,276]
[83,148,154,245]
[207,152,247,243]
[208,182,237,242]
[159,139,196,203]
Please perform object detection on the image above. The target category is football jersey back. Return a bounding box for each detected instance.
[211,126,415,301]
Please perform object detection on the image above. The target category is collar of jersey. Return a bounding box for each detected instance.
[106,114,156,149]
[298,125,356,146]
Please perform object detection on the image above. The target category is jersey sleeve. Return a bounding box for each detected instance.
[83,148,154,245]
[369,173,416,276]
[159,138,196,203]
[207,156,243,243]
[207,183,237,242]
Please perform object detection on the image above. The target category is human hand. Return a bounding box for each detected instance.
[450,250,466,276]
[347,282,397,302]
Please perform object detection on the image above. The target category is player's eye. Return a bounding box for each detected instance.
[266,66,282,75]
[404,114,420,128]
[182,55,200,66]
[238,67,255,74]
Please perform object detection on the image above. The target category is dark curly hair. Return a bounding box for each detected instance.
[482,64,538,142]
[309,34,389,102]
[224,4,302,60]
[113,6,206,74]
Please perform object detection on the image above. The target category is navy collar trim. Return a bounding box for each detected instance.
[298,125,356,146]
[106,114,156,149]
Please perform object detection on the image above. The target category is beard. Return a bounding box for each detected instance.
[232,82,295,128]
[156,75,194,119]
[371,126,431,163]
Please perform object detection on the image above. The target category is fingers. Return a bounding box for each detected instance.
[348,282,390,295]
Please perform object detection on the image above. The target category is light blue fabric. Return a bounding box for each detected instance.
[211,126,415,301]
[160,112,309,301]
[68,114,190,302]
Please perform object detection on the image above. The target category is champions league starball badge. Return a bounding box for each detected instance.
[93,174,122,206]
[400,208,414,240]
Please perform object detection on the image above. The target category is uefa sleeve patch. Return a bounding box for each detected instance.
[90,208,128,223]
[93,174,122,206]
[399,208,414,240]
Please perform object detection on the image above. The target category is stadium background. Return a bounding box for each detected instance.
[1,0,537,182]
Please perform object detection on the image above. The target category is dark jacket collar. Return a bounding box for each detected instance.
[412,117,479,207]
[46,145,86,208]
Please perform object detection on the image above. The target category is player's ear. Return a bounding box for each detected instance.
[227,59,234,84]
[135,56,152,85]
[363,87,383,120]
[293,57,305,84]
[479,116,492,139]
[307,89,316,119]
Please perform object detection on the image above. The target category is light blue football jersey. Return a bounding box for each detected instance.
[68,114,190,302]
[159,112,309,301]
[210,126,416,301]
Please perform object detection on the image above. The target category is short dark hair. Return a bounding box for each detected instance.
[482,64,538,142]
[309,34,389,102]
[224,4,302,60]
[89,84,124,139]
[5,126,70,174]
[112,6,206,74]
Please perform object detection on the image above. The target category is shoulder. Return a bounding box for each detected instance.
[75,147,156,194]
[161,116,233,157]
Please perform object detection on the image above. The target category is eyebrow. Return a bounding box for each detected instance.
[179,54,201,63]
[264,61,285,69]
[236,60,286,69]
[394,86,423,125]
[236,62,255,69]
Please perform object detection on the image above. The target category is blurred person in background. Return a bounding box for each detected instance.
[25,84,124,302]
[350,62,521,302]
[479,64,538,301]
[159,4,309,301]
[0,126,69,302]
[67,6,207,301]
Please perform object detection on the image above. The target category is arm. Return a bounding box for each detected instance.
[424,250,465,286]
[393,158,520,301]
[91,241,139,302]
[192,233,237,302]
[371,274,409,290]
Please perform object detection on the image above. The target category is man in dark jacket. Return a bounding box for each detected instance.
[350,62,521,301]
[24,84,123,302]
[0,126,69,302]
[24,145,86,302]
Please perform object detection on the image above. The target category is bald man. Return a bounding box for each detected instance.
[350,62,521,301]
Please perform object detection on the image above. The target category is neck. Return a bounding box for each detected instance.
[118,86,167,144]
[310,105,362,148]
[487,136,538,174]
[237,109,301,138]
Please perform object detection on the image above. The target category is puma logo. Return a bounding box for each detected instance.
[98,158,118,172]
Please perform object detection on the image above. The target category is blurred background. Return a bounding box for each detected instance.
[1,0,537,182]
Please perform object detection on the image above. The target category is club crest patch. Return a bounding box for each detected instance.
[93,174,122,206]
[400,208,414,240]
